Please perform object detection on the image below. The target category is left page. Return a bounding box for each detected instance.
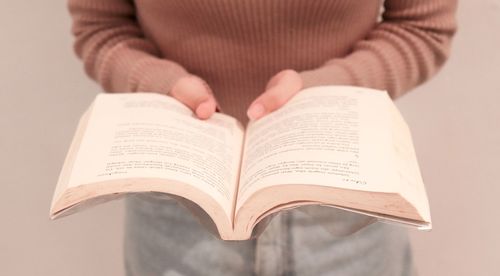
[67,93,244,215]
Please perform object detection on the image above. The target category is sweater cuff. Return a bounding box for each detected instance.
[97,39,191,95]
[128,56,191,95]
[298,59,357,90]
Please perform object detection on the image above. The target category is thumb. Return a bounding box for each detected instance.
[169,75,218,120]
[247,69,302,121]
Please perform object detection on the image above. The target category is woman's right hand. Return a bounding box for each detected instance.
[169,75,220,120]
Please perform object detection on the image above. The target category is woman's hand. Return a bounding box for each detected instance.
[246,69,303,121]
[169,75,220,120]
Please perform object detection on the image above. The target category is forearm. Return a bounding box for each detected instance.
[68,0,190,93]
[298,0,458,99]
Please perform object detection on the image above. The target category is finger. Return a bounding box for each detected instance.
[247,70,302,121]
[265,69,290,90]
[196,96,217,120]
[201,81,223,113]
[170,75,217,119]
[190,76,218,119]
[199,79,223,114]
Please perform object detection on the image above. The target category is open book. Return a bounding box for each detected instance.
[50,85,431,240]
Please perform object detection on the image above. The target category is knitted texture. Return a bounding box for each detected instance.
[68,0,457,125]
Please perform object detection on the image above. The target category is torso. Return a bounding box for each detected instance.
[134,0,381,123]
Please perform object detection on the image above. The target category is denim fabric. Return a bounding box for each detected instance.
[124,194,417,276]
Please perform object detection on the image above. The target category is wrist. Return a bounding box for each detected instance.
[128,57,191,95]
[298,63,356,90]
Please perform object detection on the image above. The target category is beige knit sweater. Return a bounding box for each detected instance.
[68,0,457,125]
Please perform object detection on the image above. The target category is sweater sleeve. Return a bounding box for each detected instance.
[68,0,191,94]
[298,0,458,99]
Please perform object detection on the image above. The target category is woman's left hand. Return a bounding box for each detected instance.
[246,69,303,121]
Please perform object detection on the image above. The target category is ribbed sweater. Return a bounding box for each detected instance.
[68,0,457,125]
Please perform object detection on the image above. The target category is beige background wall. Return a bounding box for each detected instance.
[1,1,498,275]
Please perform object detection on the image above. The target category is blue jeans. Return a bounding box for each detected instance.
[124,194,417,276]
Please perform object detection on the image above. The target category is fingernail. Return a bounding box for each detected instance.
[247,103,265,120]
[196,99,215,120]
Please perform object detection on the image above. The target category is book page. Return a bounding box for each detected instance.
[388,103,431,222]
[236,86,398,210]
[67,93,244,214]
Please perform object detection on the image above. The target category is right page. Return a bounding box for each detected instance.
[387,99,431,224]
[236,85,401,211]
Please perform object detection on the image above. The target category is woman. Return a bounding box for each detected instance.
[67,0,457,275]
